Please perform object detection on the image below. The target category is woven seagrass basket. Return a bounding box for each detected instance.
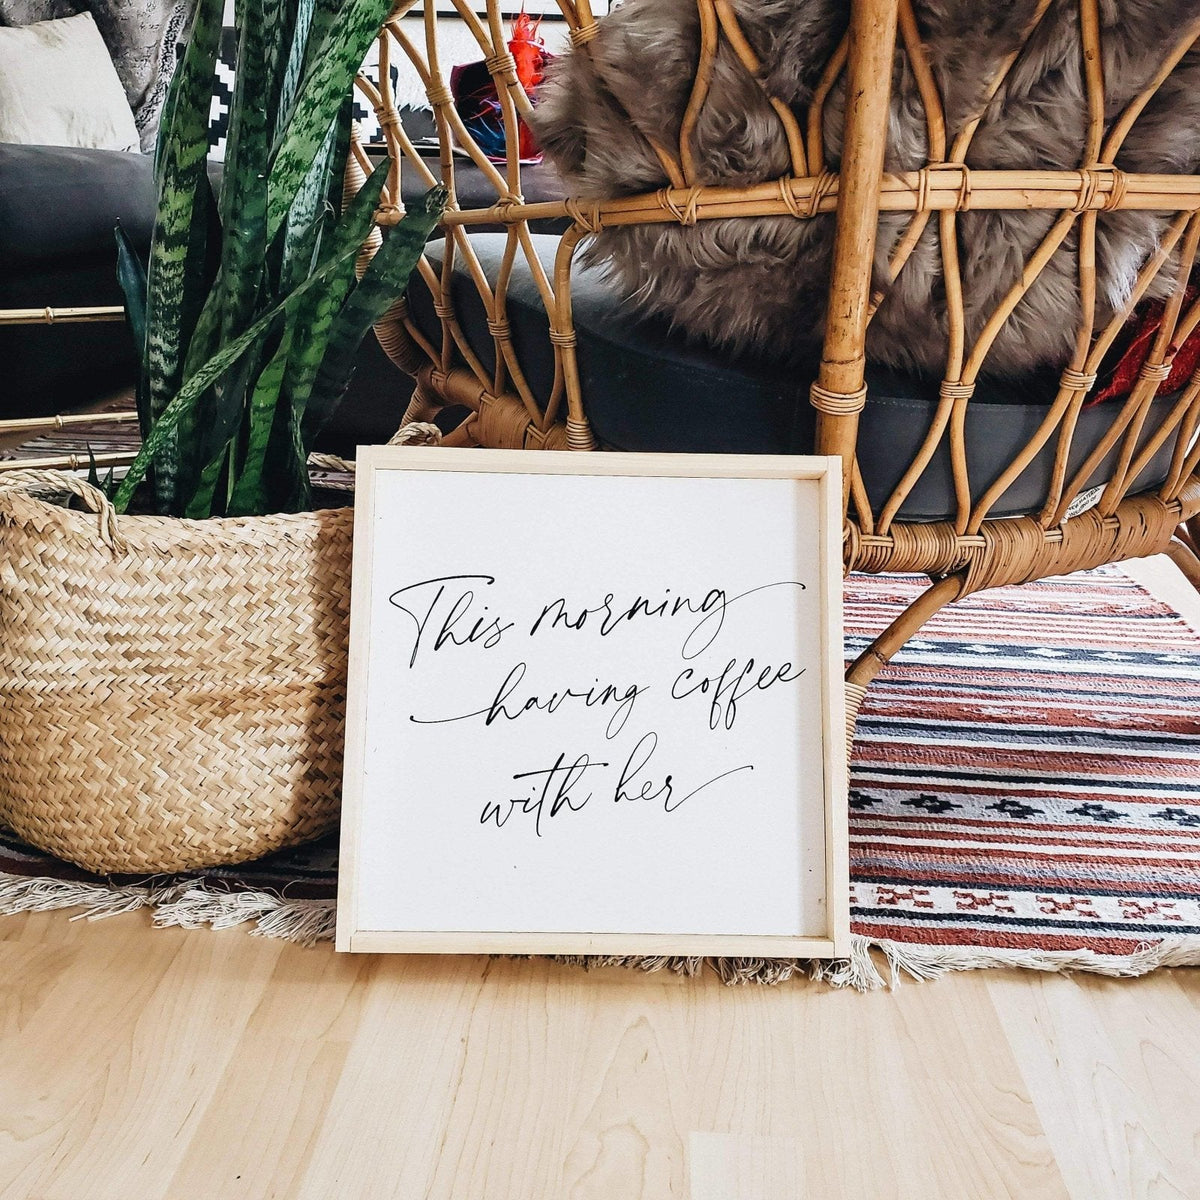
[0,470,352,874]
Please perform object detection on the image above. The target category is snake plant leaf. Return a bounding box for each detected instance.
[260,0,295,133]
[226,325,295,516]
[279,98,352,294]
[114,159,392,514]
[114,225,148,359]
[266,0,391,240]
[263,152,397,509]
[183,442,228,520]
[145,0,222,513]
[183,341,267,517]
[184,341,268,518]
[147,0,223,417]
[172,0,272,513]
[304,185,447,440]
[115,275,319,512]
[275,156,393,434]
[277,0,317,141]
[216,0,270,343]
[301,0,341,80]
[268,152,395,504]
[278,257,358,444]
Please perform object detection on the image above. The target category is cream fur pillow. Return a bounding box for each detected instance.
[0,13,140,151]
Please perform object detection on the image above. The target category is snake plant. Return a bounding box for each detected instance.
[115,0,445,517]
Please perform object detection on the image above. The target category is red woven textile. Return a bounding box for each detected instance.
[1091,286,1200,405]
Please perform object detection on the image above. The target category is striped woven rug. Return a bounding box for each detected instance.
[841,565,1200,986]
[2,564,1199,988]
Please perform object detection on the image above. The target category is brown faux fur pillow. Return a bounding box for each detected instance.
[531,0,1200,380]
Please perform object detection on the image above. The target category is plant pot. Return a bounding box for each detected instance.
[0,469,352,874]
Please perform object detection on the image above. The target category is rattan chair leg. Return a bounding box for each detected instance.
[846,572,966,692]
[841,570,966,758]
[400,384,441,427]
[845,681,869,761]
[811,0,900,511]
[1167,538,1200,591]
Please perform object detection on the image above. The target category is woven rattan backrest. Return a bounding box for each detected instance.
[356,1,601,452]
[364,0,1200,563]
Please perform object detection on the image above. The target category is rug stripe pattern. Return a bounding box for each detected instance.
[847,567,1200,956]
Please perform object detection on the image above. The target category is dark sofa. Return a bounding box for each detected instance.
[0,143,155,418]
[0,132,569,446]
[6,121,1183,516]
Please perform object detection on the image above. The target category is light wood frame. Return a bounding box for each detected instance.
[337,445,850,957]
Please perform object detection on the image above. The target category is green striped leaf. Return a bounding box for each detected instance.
[267,0,391,240]
[184,441,232,520]
[114,160,391,514]
[172,0,273,515]
[145,0,222,511]
[114,225,151,444]
[279,98,351,294]
[275,157,392,436]
[216,0,270,342]
[227,325,295,516]
[304,185,446,440]
[261,0,294,133]
[301,0,341,78]
[277,0,317,140]
[184,342,266,517]
[116,275,319,513]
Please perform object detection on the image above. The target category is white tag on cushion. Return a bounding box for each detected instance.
[0,13,141,152]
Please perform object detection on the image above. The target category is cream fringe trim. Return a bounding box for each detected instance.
[4,869,1198,987]
[0,871,335,949]
[558,936,1200,989]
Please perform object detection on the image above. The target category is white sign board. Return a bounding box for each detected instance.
[337,448,849,958]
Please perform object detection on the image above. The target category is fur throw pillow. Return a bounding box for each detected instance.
[531,0,1200,380]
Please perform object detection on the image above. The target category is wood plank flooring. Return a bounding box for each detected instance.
[1,555,1197,1200]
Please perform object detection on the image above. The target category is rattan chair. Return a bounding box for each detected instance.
[353,0,1200,735]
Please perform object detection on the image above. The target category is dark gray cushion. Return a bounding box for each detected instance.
[0,143,155,415]
[0,142,155,269]
[408,233,1186,522]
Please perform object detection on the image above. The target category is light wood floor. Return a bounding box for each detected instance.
[1,555,1198,1200]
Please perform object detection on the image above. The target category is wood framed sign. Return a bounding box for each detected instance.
[336,448,849,958]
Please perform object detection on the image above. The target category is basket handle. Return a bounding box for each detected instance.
[0,469,128,557]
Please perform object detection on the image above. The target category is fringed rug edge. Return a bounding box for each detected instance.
[565,936,1200,990]
[5,869,1199,989]
[0,870,336,949]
